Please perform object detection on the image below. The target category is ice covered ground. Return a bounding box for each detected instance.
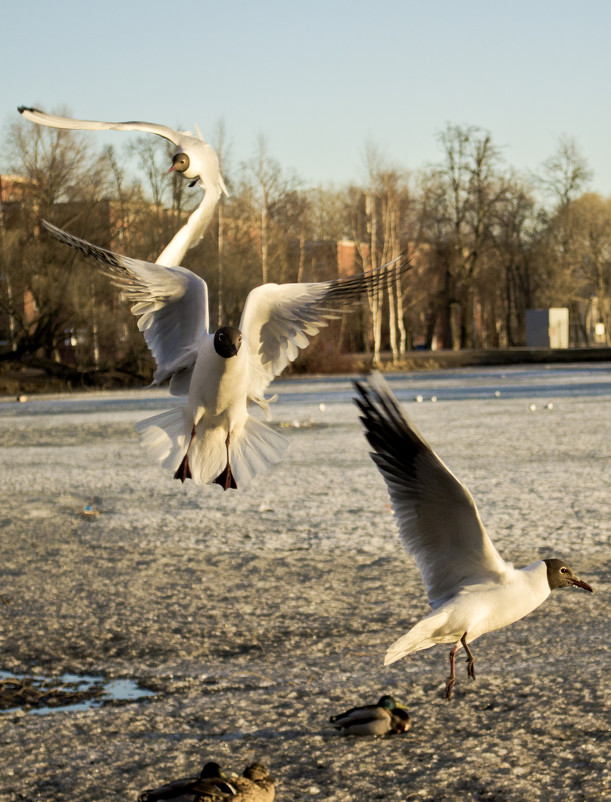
[0,363,609,800]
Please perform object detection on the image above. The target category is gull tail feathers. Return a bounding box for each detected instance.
[229,415,288,487]
[187,416,286,488]
[135,406,190,474]
[384,610,451,665]
[136,410,287,488]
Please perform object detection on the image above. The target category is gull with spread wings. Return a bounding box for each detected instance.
[354,373,593,698]
[44,220,409,490]
[18,106,228,268]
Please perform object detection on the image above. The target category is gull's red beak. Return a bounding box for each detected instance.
[570,576,593,592]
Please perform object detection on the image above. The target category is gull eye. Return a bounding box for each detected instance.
[171,152,189,170]
[219,333,225,341]
[560,567,568,573]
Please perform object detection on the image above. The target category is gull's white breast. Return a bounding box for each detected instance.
[187,337,250,430]
[442,560,552,643]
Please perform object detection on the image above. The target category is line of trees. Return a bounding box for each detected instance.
[0,114,609,383]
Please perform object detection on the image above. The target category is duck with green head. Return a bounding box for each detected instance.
[329,694,411,736]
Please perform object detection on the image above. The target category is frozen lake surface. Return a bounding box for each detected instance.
[0,363,609,800]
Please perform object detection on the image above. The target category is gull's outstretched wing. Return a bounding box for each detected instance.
[354,373,507,608]
[42,221,209,392]
[19,106,186,146]
[21,106,228,264]
[240,255,411,406]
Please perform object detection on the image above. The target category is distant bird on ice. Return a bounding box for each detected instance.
[138,760,236,801]
[232,763,275,801]
[138,760,275,801]
[329,693,411,736]
[44,220,409,490]
[354,373,593,699]
[18,105,228,267]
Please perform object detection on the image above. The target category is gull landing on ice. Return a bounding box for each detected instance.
[43,221,410,491]
[354,374,593,699]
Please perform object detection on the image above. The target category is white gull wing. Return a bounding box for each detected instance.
[18,106,188,146]
[42,221,209,390]
[18,106,229,198]
[354,373,507,609]
[239,254,411,406]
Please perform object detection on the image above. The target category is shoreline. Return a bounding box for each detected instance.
[0,346,610,398]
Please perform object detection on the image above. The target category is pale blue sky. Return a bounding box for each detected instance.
[3,0,610,194]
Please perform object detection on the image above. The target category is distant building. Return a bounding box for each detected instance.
[0,174,30,203]
[287,238,370,282]
[525,308,569,348]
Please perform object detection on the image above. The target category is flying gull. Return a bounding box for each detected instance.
[44,220,410,490]
[18,106,228,267]
[354,373,593,699]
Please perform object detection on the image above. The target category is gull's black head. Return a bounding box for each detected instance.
[214,326,242,358]
[544,558,593,592]
[169,151,190,174]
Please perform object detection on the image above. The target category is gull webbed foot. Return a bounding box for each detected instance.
[174,455,192,482]
[213,463,237,491]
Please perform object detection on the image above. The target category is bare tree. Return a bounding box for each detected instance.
[6,109,107,211]
[574,194,611,344]
[365,179,382,364]
[215,119,228,327]
[533,139,597,343]
[537,135,593,208]
[489,173,540,345]
[538,192,611,344]
[415,125,505,349]
[1,115,114,364]
[257,136,269,284]
[241,135,304,285]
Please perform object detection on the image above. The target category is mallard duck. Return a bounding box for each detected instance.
[138,761,236,801]
[230,763,275,801]
[329,694,411,736]
[138,761,276,802]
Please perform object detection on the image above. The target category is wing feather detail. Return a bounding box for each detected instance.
[42,221,208,390]
[354,373,506,608]
[241,254,411,404]
[18,106,183,145]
